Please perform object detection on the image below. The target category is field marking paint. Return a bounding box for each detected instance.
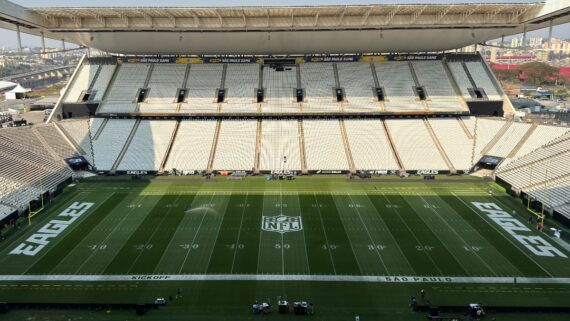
[295,192,312,276]
[346,193,390,274]
[178,193,216,274]
[380,194,439,275]
[255,192,266,274]
[312,193,337,275]
[490,195,570,256]
[416,193,499,277]
[230,192,248,274]
[126,194,182,274]
[2,274,569,285]
[73,195,147,274]
[452,193,554,278]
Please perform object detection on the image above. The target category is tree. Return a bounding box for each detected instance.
[520,62,559,85]
[493,69,520,82]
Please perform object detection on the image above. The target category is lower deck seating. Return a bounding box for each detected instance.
[343,119,399,170]
[165,120,217,172]
[260,119,302,171]
[385,119,447,170]
[303,119,349,170]
[92,119,136,170]
[213,120,257,171]
[118,120,177,171]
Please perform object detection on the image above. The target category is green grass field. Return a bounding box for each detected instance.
[0,175,569,320]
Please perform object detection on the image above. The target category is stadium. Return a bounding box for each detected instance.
[0,0,570,320]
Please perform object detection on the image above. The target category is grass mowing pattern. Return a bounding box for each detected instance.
[0,176,569,319]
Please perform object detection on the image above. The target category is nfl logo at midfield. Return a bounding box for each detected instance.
[262,215,303,234]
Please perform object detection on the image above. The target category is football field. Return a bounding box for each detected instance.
[0,176,569,320]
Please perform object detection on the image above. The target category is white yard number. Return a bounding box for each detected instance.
[180,244,199,250]
[463,246,482,252]
[227,243,245,249]
[349,204,364,208]
[275,203,288,208]
[416,245,434,251]
[312,204,325,208]
[385,204,400,209]
[275,243,290,249]
[135,244,153,250]
[368,244,387,250]
[322,244,338,250]
[237,203,250,208]
[88,244,107,250]
[423,204,439,209]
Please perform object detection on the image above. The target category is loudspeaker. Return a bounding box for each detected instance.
[136,304,146,316]
[0,302,8,314]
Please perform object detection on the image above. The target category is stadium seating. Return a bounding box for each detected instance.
[336,62,378,112]
[260,119,302,171]
[91,65,116,101]
[343,119,399,170]
[164,120,217,172]
[92,119,136,170]
[486,122,531,158]
[303,119,349,170]
[472,118,505,161]
[447,62,476,100]
[222,64,259,112]
[412,61,463,112]
[385,118,447,170]
[0,126,74,211]
[140,64,186,112]
[464,61,502,100]
[34,124,80,160]
[98,64,151,113]
[262,65,299,113]
[506,125,569,162]
[427,118,473,171]
[213,120,257,171]
[300,63,340,112]
[374,62,423,111]
[117,120,177,171]
[180,64,222,113]
[64,64,99,103]
[57,119,96,165]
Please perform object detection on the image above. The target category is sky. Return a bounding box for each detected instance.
[0,0,568,49]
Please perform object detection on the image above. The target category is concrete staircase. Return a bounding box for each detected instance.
[110,119,141,173]
[480,120,512,156]
[298,119,308,174]
[254,119,263,174]
[339,118,356,173]
[381,119,405,172]
[423,118,456,173]
[159,119,181,173]
[507,123,538,158]
[207,119,222,173]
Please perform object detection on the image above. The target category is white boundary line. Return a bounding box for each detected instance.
[1,274,569,284]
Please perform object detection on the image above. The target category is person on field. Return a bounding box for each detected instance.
[420,289,425,301]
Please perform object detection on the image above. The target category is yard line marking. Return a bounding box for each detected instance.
[2,274,570,284]
[280,191,285,275]
[126,194,182,274]
[178,193,217,274]
[346,192,390,274]
[452,193,554,278]
[203,192,230,274]
[255,191,266,274]
[416,193,498,277]
[313,193,337,275]
[294,192,311,275]
[74,195,147,274]
[379,194,438,275]
[230,192,248,274]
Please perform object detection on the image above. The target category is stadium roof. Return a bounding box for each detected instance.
[1,1,570,54]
